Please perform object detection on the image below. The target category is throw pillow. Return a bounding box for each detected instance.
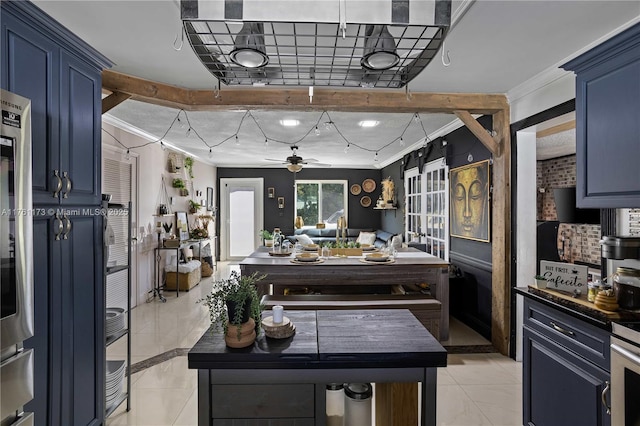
[295,234,315,246]
[390,234,402,249]
[356,231,377,246]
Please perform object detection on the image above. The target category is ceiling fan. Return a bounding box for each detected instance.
[265,146,330,172]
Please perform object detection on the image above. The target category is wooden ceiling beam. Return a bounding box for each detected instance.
[454,110,500,156]
[102,91,132,114]
[536,120,575,138]
[102,70,509,115]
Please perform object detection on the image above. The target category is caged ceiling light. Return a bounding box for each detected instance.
[229,22,269,68]
[361,25,400,70]
[181,0,451,88]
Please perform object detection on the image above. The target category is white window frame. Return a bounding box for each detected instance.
[295,180,348,228]
[404,159,449,261]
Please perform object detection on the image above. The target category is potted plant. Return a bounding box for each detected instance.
[188,199,202,214]
[172,178,189,196]
[198,271,265,348]
[184,156,194,179]
[259,229,274,247]
[534,275,548,289]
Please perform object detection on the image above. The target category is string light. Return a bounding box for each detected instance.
[264,138,269,149]
[103,108,435,165]
[374,152,379,162]
[468,153,474,162]
[125,149,131,160]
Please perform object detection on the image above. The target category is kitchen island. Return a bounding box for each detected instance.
[188,309,447,426]
[240,247,450,340]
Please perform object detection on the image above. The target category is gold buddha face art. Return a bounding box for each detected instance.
[451,162,489,240]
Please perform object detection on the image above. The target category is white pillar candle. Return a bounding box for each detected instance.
[272,305,284,324]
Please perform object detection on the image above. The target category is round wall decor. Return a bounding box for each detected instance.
[360,196,372,207]
[350,184,362,195]
[362,179,376,193]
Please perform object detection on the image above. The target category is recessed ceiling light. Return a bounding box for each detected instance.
[280,119,300,127]
[359,120,379,128]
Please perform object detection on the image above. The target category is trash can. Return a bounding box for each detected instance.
[344,383,372,426]
[326,383,344,426]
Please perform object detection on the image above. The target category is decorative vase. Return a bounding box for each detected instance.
[294,216,304,229]
[224,318,256,348]
[226,298,252,325]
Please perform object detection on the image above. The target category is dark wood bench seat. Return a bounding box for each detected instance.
[261,294,442,340]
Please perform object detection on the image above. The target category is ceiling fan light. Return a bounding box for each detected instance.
[287,163,303,173]
[230,23,269,68]
[361,25,399,70]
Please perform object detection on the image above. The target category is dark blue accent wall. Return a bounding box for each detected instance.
[217,167,383,237]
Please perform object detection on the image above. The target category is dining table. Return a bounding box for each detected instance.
[239,246,450,340]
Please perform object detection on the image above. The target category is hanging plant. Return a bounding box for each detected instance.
[184,157,194,179]
[172,178,186,189]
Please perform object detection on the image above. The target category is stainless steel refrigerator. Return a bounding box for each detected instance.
[1,89,34,426]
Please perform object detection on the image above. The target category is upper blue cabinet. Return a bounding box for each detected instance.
[562,23,640,208]
[1,1,112,206]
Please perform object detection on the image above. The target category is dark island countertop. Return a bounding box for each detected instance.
[188,309,447,370]
[515,286,640,331]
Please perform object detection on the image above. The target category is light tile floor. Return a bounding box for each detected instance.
[107,262,522,426]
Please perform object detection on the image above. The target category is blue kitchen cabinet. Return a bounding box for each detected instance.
[2,1,111,425]
[523,297,611,426]
[562,23,640,208]
[2,1,109,206]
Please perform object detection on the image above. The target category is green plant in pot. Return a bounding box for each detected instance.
[188,199,201,214]
[198,271,264,348]
[184,156,194,179]
[172,178,186,189]
[259,229,274,247]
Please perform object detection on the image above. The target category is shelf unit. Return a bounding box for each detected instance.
[104,201,132,418]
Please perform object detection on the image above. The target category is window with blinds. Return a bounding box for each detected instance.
[104,157,131,312]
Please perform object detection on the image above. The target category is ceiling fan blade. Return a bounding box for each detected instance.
[302,162,332,167]
[264,158,286,163]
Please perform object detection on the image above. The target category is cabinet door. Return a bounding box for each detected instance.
[523,327,611,426]
[569,24,640,208]
[24,213,64,425]
[1,10,61,205]
[60,214,104,426]
[59,52,102,206]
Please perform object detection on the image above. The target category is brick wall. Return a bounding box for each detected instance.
[538,155,577,221]
[537,155,600,265]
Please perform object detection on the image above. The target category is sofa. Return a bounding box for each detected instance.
[287,228,401,249]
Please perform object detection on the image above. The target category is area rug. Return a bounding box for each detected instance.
[443,344,496,354]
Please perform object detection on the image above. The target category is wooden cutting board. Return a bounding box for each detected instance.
[528,286,623,320]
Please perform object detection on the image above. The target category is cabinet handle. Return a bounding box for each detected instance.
[601,380,611,415]
[550,321,574,336]
[54,212,64,240]
[62,171,72,198]
[62,214,72,240]
[52,170,63,198]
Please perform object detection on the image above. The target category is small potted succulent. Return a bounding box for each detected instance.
[188,199,202,214]
[259,229,274,247]
[198,271,265,348]
[534,275,548,289]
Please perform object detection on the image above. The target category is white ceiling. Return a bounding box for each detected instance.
[34,0,640,168]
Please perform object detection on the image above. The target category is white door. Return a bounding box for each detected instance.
[220,178,263,261]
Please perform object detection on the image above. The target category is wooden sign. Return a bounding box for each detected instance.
[540,261,589,293]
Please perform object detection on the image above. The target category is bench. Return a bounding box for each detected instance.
[261,294,442,340]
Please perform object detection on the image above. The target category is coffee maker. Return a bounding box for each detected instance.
[601,236,640,309]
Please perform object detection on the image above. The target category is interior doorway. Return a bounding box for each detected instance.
[220,178,264,261]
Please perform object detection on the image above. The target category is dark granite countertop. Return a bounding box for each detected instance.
[515,286,640,331]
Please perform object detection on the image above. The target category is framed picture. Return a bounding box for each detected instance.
[267,187,275,198]
[175,211,190,241]
[449,160,490,242]
[206,187,214,211]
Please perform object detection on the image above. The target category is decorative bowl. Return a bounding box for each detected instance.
[365,253,389,262]
[303,244,319,251]
[296,253,319,262]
